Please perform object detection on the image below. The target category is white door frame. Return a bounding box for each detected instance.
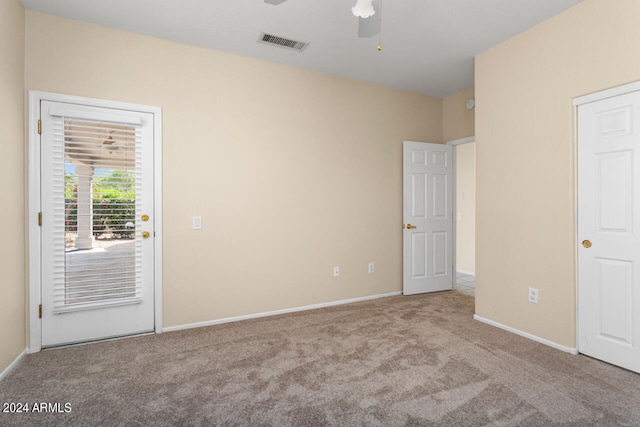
[446,136,475,281]
[28,91,163,352]
[573,80,640,356]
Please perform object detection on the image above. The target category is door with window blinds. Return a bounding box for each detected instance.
[40,101,155,347]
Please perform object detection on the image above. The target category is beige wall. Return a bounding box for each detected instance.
[443,88,475,142]
[455,142,475,274]
[475,0,640,347]
[25,11,442,328]
[0,0,25,374]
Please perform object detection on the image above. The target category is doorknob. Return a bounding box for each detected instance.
[141,231,150,239]
[141,214,149,222]
[406,224,417,229]
[582,239,592,248]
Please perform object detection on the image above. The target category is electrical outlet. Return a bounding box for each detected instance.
[193,216,202,230]
[368,263,375,274]
[333,266,340,277]
[528,287,539,304]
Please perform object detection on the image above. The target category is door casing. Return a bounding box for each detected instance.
[28,91,164,352]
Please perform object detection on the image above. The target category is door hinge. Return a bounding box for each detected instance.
[38,212,42,226]
[38,119,42,135]
[39,304,42,319]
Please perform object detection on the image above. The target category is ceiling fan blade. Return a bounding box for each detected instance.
[358,0,382,38]
[358,16,379,38]
[266,0,377,38]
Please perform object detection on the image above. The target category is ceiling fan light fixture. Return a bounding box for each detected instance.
[352,0,375,18]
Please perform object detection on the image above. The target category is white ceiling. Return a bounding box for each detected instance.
[19,0,583,98]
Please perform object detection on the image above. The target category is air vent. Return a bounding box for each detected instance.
[258,32,309,52]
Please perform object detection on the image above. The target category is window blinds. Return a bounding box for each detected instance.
[50,114,144,312]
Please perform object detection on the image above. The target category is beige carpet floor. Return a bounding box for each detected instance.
[1,291,639,426]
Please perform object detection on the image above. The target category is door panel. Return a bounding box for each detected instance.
[411,232,427,278]
[595,258,632,343]
[40,101,155,347]
[403,141,453,295]
[432,173,448,218]
[578,90,640,373]
[433,232,448,276]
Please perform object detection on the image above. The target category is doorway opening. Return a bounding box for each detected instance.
[448,137,475,296]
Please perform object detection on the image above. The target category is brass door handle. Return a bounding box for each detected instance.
[406,224,417,229]
[582,239,592,248]
[141,231,150,239]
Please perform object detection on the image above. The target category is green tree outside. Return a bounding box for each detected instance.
[65,168,136,238]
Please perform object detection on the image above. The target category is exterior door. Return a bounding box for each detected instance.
[403,141,453,295]
[40,100,155,347]
[578,90,640,373]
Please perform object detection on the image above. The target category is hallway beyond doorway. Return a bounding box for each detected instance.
[455,272,475,296]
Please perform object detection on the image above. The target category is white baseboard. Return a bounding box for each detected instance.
[456,270,475,276]
[473,314,578,355]
[163,291,403,333]
[0,349,27,382]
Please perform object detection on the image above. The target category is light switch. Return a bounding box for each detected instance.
[193,216,202,230]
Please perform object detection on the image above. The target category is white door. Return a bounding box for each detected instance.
[578,90,640,373]
[40,101,155,347]
[403,141,453,295]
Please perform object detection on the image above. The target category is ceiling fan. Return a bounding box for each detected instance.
[264,0,380,38]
